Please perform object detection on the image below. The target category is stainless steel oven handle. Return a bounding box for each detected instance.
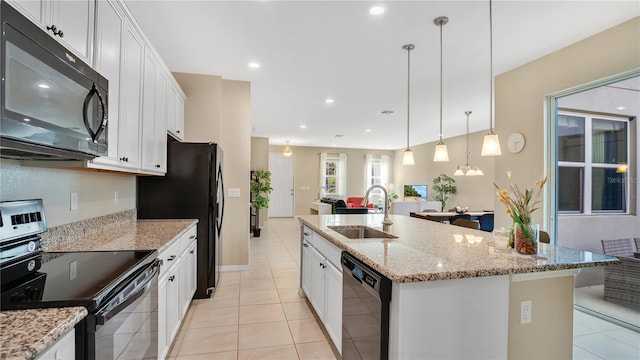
[95,260,160,325]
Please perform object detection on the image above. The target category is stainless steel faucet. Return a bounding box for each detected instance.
[362,185,393,225]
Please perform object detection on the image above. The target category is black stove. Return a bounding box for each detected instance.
[0,199,160,360]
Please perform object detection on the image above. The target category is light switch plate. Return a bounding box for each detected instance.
[521,300,532,324]
[70,192,78,211]
[227,188,240,198]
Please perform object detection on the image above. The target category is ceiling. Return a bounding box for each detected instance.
[125,1,639,150]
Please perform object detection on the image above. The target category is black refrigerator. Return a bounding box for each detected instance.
[137,142,224,299]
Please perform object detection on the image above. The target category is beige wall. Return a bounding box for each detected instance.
[392,131,496,213]
[494,17,640,240]
[267,145,395,215]
[0,160,135,227]
[251,137,270,227]
[174,72,222,143]
[176,74,251,267]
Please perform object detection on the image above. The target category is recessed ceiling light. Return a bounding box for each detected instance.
[325,98,335,104]
[248,62,261,69]
[23,118,30,122]
[300,125,307,129]
[379,110,394,115]
[37,83,50,89]
[617,106,626,110]
[368,4,386,16]
[365,129,372,133]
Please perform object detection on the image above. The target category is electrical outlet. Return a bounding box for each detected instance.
[521,300,532,324]
[70,192,78,211]
[114,191,119,204]
[69,260,77,280]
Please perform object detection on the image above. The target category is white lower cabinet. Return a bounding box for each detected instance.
[36,328,75,360]
[324,260,342,350]
[158,225,197,359]
[300,229,342,353]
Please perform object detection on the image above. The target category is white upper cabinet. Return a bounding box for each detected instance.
[140,50,167,173]
[7,0,94,64]
[166,83,185,141]
[117,21,144,169]
[91,0,123,167]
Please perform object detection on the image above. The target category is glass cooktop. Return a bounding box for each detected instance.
[0,250,156,311]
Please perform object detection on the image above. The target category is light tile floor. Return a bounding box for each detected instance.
[167,218,639,360]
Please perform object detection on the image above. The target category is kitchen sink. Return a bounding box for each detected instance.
[327,225,398,239]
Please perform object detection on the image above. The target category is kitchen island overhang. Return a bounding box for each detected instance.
[298,214,618,359]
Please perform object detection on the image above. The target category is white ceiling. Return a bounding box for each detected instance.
[125,1,639,150]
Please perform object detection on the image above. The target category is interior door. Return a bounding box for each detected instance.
[269,152,294,217]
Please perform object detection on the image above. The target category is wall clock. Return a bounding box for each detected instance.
[507,132,526,153]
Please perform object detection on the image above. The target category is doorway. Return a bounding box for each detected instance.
[269,152,295,217]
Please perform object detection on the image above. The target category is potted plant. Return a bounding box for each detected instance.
[250,170,273,237]
[432,174,457,212]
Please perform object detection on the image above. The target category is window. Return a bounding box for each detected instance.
[364,154,390,198]
[319,153,347,197]
[557,111,630,214]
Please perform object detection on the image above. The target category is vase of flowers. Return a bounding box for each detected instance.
[494,171,547,255]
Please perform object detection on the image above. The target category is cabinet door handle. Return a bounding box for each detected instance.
[319,262,323,267]
[167,255,176,261]
[303,232,310,236]
[169,275,175,282]
[189,250,194,254]
[177,130,181,134]
[155,164,161,168]
[303,243,309,248]
[46,25,63,37]
[189,235,196,239]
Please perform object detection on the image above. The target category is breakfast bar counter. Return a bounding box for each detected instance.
[298,214,617,282]
[297,214,618,359]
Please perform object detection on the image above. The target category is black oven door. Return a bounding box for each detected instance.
[0,1,108,160]
[91,260,159,360]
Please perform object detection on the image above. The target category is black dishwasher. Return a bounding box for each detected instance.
[341,252,392,360]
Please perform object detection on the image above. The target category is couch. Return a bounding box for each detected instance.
[346,197,374,208]
[320,198,369,214]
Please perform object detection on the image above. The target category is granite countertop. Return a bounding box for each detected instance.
[43,219,198,252]
[0,307,87,360]
[298,214,619,283]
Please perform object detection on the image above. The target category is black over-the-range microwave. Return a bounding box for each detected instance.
[0,1,108,161]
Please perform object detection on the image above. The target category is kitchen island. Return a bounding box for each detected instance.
[298,214,618,359]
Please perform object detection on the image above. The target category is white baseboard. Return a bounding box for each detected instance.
[220,265,250,272]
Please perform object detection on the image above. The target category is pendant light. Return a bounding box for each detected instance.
[402,44,415,166]
[454,111,484,176]
[481,0,502,156]
[433,16,449,162]
[283,140,293,157]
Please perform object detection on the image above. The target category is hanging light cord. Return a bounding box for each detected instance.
[439,20,443,142]
[406,45,411,150]
[489,0,494,134]
[465,111,471,166]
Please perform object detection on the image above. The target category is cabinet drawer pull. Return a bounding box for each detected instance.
[189,250,194,254]
[303,232,310,236]
[168,275,175,282]
[303,243,309,248]
[155,164,161,168]
[189,235,196,239]
[167,255,176,261]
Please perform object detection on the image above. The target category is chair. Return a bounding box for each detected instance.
[634,238,640,252]
[600,238,640,308]
[538,230,550,244]
[449,213,470,224]
[390,202,419,216]
[478,214,494,232]
[418,201,441,212]
[452,218,479,229]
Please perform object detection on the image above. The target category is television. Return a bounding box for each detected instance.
[404,185,428,200]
